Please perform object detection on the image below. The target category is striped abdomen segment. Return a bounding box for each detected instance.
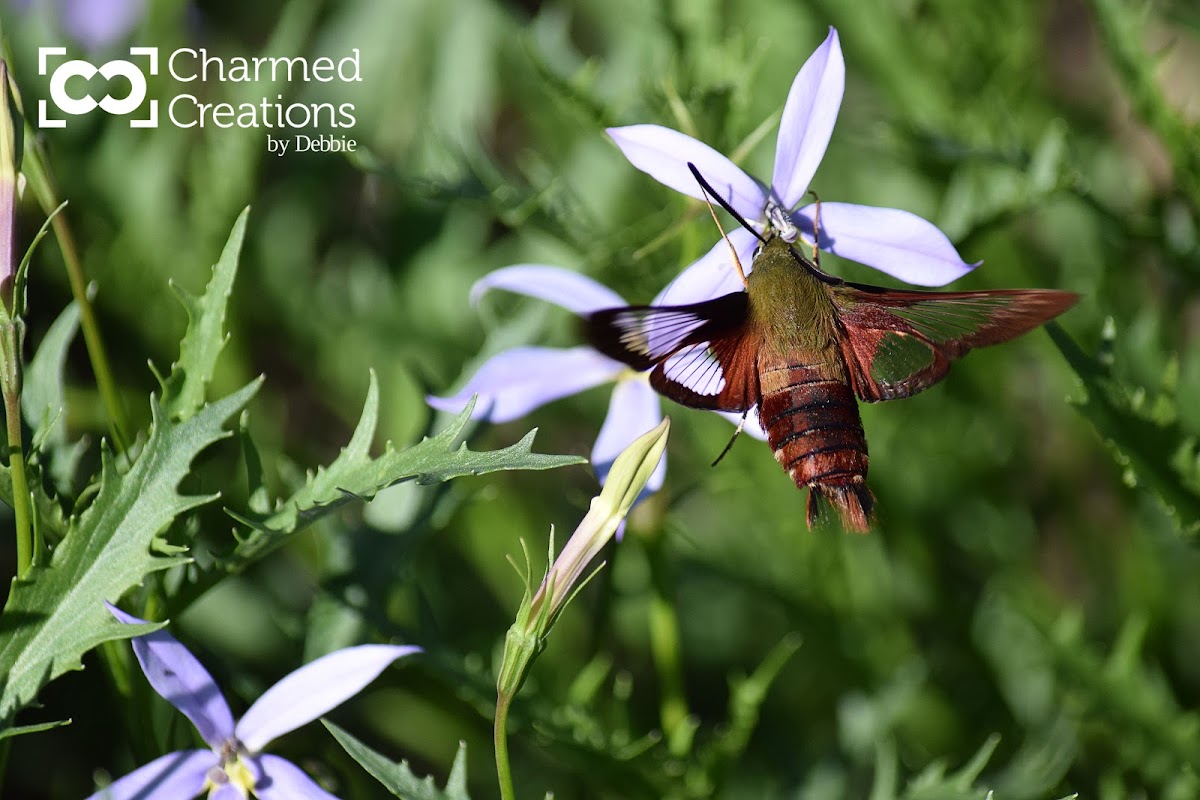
[759,362,875,531]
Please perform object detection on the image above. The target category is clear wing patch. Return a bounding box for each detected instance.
[661,343,727,396]
[887,295,1014,343]
[869,332,937,399]
[610,309,710,360]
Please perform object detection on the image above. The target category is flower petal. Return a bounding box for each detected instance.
[253,755,340,800]
[714,406,769,441]
[607,125,765,219]
[210,784,245,800]
[106,603,234,748]
[85,749,212,800]
[652,228,758,307]
[771,28,845,209]
[427,346,625,423]
[236,644,419,752]
[61,0,145,51]
[592,378,664,492]
[470,265,626,315]
[795,201,979,286]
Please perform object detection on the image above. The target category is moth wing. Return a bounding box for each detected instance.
[831,285,1078,402]
[586,292,762,412]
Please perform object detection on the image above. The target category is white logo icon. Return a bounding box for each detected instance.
[38,47,158,128]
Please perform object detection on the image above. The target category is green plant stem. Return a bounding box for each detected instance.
[1,324,30,575]
[494,692,517,800]
[0,735,10,800]
[4,399,31,574]
[20,144,128,451]
[649,589,687,735]
[48,212,127,451]
[644,532,689,739]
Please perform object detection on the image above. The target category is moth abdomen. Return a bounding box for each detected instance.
[759,362,873,531]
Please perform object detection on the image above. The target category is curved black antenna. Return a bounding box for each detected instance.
[784,241,844,286]
[688,162,843,286]
[686,162,768,246]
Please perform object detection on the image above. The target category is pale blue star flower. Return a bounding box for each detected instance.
[90,603,419,800]
[61,0,145,50]
[607,27,978,306]
[8,0,148,51]
[427,266,766,496]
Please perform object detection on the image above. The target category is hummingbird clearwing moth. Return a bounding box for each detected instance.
[584,169,1078,532]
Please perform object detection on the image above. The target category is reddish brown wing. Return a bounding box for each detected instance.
[584,292,762,412]
[831,284,1078,402]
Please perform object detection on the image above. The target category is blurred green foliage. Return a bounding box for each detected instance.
[1,0,1198,797]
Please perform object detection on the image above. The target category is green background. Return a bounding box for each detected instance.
[2,0,1198,797]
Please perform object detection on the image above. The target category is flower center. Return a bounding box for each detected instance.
[204,738,258,799]
[765,200,799,243]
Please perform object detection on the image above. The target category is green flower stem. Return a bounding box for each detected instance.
[1,56,127,449]
[52,213,126,451]
[495,618,540,800]
[494,691,517,800]
[1,336,31,575]
[0,60,29,574]
[650,592,687,735]
[20,140,128,452]
[0,736,10,800]
[644,530,689,743]
[492,421,671,799]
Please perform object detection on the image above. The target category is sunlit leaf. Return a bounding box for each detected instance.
[0,380,260,728]
[157,207,248,422]
[224,374,585,565]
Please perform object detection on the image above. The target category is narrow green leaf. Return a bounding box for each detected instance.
[0,379,261,727]
[12,202,66,323]
[160,207,248,421]
[21,301,79,449]
[324,720,471,800]
[0,717,70,740]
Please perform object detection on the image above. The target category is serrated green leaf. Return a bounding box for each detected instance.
[1048,324,1200,534]
[897,738,998,800]
[159,207,248,421]
[226,372,584,563]
[694,633,801,795]
[324,721,471,800]
[0,379,260,727]
[901,734,997,800]
[0,457,68,547]
[715,633,801,759]
[22,301,79,449]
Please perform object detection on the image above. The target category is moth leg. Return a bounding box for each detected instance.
[698,182,749,288]
[712,410,749,467]
[807,190,822,267]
